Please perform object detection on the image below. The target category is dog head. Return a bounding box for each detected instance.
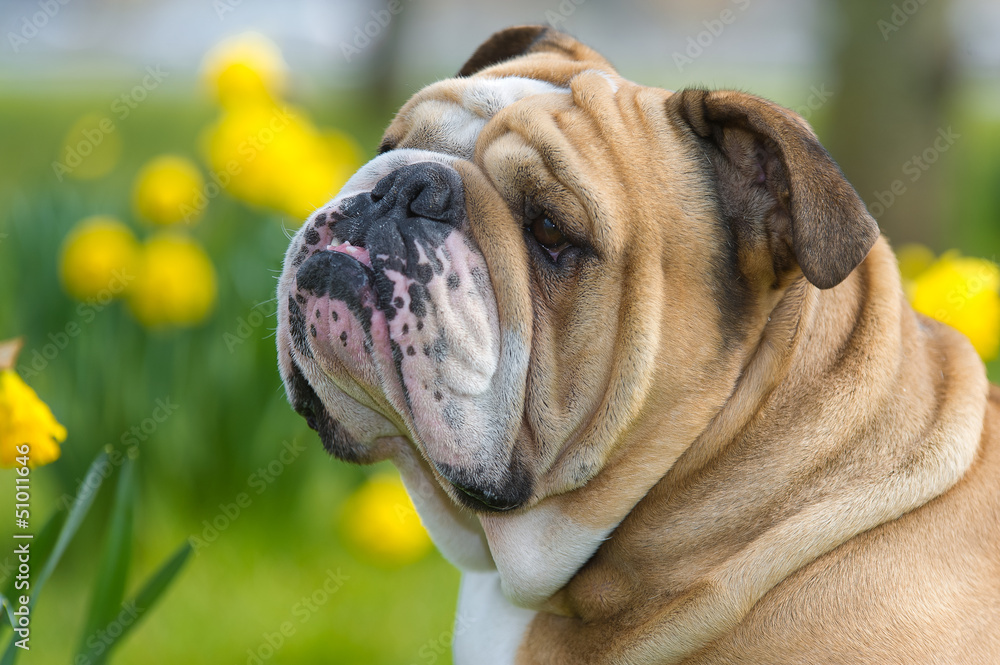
[275,25,878,601]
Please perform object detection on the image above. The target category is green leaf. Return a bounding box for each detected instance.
[0,452,110,664]
[76,541,192,663]
[76,456,135,658]
[32,452,110,606]
[0,594,14,636]
[0,508,67,632]
[0,631,20,665]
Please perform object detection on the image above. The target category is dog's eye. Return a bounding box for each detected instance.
[529,216,569,252]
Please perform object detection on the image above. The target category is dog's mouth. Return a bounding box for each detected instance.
[278,159,533,512]
[328,241,371,268]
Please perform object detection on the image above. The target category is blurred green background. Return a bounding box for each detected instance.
[0,0,998,663]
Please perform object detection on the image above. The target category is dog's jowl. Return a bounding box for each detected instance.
[276,25,1000,665]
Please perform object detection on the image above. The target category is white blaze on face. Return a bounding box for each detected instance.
[395,76,571,160]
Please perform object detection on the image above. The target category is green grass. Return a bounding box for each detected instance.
[0,88,460,664]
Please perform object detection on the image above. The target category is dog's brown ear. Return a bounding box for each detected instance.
[458,26,550,76]
[458,26,611,79]
[667,89,879,290]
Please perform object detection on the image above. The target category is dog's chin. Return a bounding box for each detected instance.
[293,339,536,514]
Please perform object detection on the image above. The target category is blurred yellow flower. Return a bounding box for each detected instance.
[340,472,432,566]
[908,249,1000,361]
[0,339,66,468]
[128,234,218,328]
[203,104,361,221]
[201,32,287,109]
[59,216,139,302]
[133,155,206,226]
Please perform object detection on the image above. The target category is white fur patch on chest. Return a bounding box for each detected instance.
[399,76,570,160]
[453,571,536,665]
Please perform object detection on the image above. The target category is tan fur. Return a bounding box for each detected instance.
[415,28,1000,664]
[518,239,997,663]
[295,25,1000,662]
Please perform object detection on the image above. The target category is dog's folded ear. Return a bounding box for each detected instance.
[667,89,879,290]
[458,26,610,79]
[458,26,550,76]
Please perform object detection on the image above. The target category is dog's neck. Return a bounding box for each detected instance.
[528,237,989,661]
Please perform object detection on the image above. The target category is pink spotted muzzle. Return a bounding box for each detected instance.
[280,161,533,511]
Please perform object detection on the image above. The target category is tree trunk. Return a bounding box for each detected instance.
[824,0,956,251]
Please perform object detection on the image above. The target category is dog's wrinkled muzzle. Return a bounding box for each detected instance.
[283,160,532,512]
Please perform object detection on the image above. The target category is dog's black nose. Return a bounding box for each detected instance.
[370,162,464,226]
[334,162,466,248]
[329,162,468,319]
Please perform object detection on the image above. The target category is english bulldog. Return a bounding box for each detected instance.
[275,26,1000,664]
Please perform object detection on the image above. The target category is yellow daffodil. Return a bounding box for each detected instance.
[128,234,218,328]
[202,104,361,221]
[201,32,288,109]
[340,472,432,566]
[0,339,66,468]
[59,216,139,302]
[908,250,1000,361]
[133,155,206,226]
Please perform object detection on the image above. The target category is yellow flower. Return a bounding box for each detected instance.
[133,155,206,226]
[340,472,432,566]
[203,104,361,221]
[909,250,1000,361]
[201,32,287,109]
[128,234,218,328]
[0,339,66,468]
[59,216,139,302]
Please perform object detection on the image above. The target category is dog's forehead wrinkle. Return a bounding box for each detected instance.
[461,76,570,116]
[389,76,571,163]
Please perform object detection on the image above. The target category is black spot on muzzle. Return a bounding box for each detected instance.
[296,250,375,333]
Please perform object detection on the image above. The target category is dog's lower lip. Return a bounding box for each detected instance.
[446,477,522,512]
[328,241,372,268]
